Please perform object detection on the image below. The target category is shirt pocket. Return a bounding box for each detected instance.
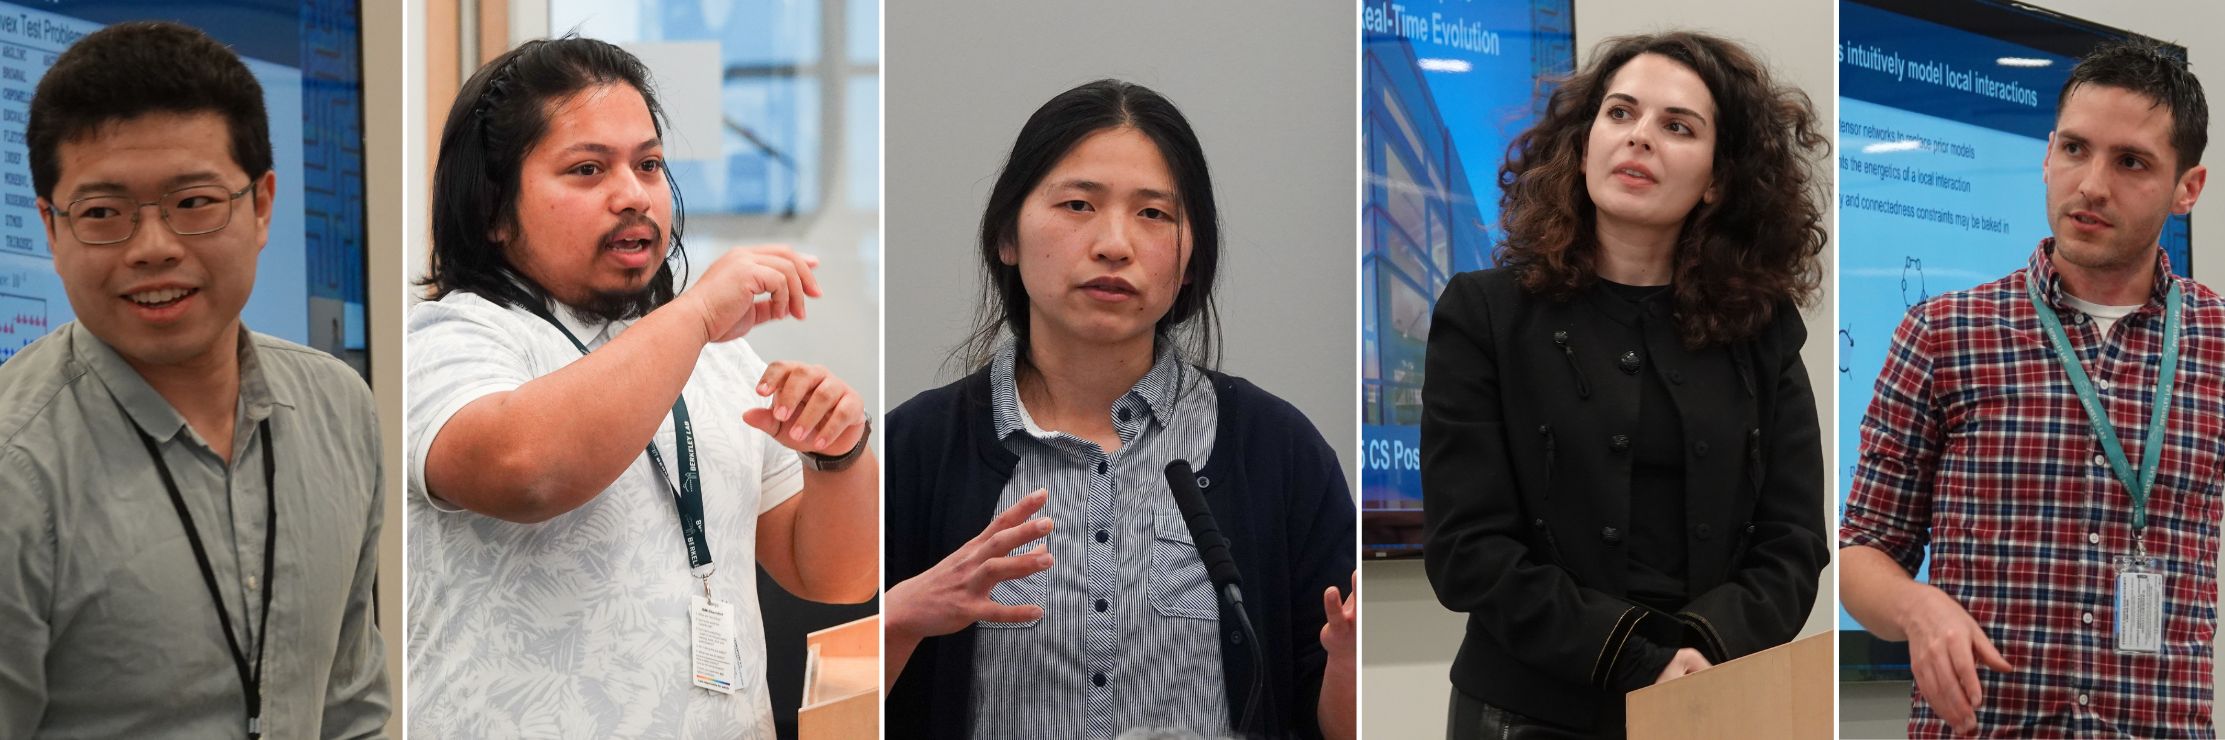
[977,528,1048,630]
[1147,512,1220,620]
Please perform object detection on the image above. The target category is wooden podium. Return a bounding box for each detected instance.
[1626,632,1832,740]
[798,615,878,740]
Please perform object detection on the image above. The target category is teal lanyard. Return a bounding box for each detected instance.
[2025,271,2182,534]
[537,311,715,579]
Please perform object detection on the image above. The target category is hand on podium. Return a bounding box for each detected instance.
[1653,647,1712,685]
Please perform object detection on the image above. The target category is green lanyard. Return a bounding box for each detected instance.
[2025,271,2182,534]
[536,311,715,580]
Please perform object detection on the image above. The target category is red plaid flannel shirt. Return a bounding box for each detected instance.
[1844,240,2225,738]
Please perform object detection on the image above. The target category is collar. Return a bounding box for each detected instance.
[2029,237,2177,315]
[73,321,284,446]
[543,297,628,349]
[1583,277,1674,329]
[990,339,1183,439]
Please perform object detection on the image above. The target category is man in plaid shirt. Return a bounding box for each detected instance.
[1843,40,2221,738]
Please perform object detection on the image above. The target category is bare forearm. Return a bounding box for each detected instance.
[786,451,880,603]
[1317,671,1354,740]
[1840,545,1920,641]
[426,298,712,521]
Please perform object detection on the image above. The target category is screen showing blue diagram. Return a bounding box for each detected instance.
[0,1,365,377]
[1360,0,1573,557]
[1838,0,2189,668]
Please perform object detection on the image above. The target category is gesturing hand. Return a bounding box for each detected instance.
[743,362,866,456]
[1900,583,2014,735]
[682,244,822,343]
[886,489,1058,641]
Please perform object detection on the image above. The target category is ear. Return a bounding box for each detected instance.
[2173,163,2207,216]
[2041,131,2056,184]
[35,198,55,245]
[997,240,1018,266]
[1702,179,1718,205]
[250,170,277,256]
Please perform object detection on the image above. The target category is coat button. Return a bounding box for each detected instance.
[1618,350,1641,374]
[1695,524,1713,540]
[1553,330,1570,344]
[1532,518,1548,528]
[1667,370,1684,385]
[1693,441,1710,457]
[1745,523,1757,534]
[1601,526,1623,544]
[1610,434,1631,453]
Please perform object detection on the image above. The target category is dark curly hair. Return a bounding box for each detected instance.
[1495,31,1826,347]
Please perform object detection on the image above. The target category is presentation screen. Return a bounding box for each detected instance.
[1838,0,2190,676]
[1360,0,1573,558]
[0,0,366,378]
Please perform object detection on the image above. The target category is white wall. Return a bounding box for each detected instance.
[1359,0,1840,736]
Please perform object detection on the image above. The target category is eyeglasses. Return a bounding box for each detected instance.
[53,183,254,245]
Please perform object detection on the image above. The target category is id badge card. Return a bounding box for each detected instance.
[2113,555,2163,655]
[691,595,741,694]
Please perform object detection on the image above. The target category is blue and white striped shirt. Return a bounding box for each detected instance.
[971,342,1228,740]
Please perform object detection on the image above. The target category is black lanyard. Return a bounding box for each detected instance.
[132,417,276,740]
[533,312,716,580]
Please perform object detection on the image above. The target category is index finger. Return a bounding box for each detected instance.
[974,489,1049,545]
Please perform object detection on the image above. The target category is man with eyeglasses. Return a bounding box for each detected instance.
[0,21,389,739]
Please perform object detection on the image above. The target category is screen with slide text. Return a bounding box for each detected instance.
[1360,0,1573,558]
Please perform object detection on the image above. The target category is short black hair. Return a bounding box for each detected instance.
[955,79,1222,373]
[28,21,271,201]
[2059,38,2208,172]
[421,35,687,320]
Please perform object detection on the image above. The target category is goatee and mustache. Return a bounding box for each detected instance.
[560,212,672,324]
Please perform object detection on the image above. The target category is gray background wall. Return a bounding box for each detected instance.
[881,1,1359,480]
[1358,0,1841,736]
[1839,6,2225,738]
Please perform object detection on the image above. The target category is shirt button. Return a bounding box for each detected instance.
[245,575,258,591]
[1095,529,1109,544]
[1095,598,1108,613]
[2093,454,2107,468]
[1092,673,1107,688]
[1096,461,1108,475]
[2083,611,2094,625]
[1117,408,1131,422]
[2078,693,2090,706]
[2089,532,2101,545]
[2097,378,2112,391]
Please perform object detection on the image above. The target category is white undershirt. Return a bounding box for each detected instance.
[2060,292,2142,337]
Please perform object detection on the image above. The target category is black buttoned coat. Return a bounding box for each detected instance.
[1418,267,1827,730]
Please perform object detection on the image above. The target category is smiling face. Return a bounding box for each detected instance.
[42,111,273,371]
[2044,84,2207,274]
[502,82,671,315]
[1002,126,1192,352]
[1582,53,1720,231]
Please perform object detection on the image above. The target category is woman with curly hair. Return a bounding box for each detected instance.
[1420,31,1829,738]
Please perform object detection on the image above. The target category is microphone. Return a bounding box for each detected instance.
[1164,460,1241,593]
[1164,459,1264,735]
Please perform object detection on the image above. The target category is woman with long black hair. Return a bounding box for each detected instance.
[882,79,1357,739]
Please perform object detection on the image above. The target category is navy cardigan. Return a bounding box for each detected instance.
[885,367,1355,739]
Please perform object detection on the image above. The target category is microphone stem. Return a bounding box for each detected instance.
[1221,583,1266,737]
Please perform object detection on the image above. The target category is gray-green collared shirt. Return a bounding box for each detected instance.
[0,321,388,738]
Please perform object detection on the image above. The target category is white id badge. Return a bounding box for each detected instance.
[690,595,741,694]
[2113,555,2163,655]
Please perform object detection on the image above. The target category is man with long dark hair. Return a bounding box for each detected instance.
[1843,39,2218,737]
[0,21,389,738]
[405,37,876,736]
